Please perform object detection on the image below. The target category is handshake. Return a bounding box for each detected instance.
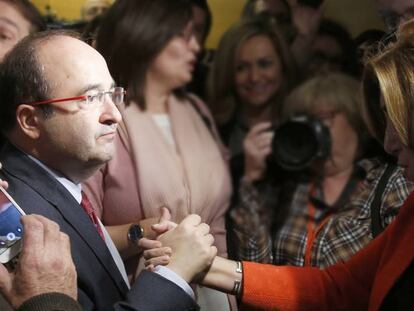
[140,209,217,283]
[0,212,222,310]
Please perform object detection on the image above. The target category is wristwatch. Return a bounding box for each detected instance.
[127,224,144,244]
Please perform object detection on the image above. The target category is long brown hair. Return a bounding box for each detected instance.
[207,17,297,125]
[96,0,192,109]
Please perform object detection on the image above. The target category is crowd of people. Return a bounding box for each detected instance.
[1,0,414,310]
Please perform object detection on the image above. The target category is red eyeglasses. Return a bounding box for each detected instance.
[22,87,126,109]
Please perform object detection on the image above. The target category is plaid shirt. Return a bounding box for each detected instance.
[230,158,413,268]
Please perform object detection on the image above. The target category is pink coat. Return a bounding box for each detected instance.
[84,94,232,267]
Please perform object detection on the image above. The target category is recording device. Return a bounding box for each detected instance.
[271,114,331,171]
[297,0,323,9]
[0,185,25,264]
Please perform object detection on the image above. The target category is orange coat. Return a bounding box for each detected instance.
[241,191,414,311]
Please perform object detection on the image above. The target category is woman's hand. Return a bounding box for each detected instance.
[142,238,172,271]
[142,207,177,271]
[140,207,177,240]
[243,122,273,183]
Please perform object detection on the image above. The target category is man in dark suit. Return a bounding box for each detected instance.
[0,30,216,311]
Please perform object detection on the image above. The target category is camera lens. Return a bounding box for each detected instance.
[271,115,331,171]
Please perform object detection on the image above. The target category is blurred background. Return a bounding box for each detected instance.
[32,0,384,49]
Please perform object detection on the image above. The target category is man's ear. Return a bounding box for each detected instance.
[15,105,43,139]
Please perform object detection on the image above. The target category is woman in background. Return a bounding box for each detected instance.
[207,17,297,185]
[84,0,235,309]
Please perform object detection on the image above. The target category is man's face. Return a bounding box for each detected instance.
[376,0,414,31]
[0,1,31,62]
[35,36,121,178]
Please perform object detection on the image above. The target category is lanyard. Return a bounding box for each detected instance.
[304,178,362,266]
[304,193,332,266]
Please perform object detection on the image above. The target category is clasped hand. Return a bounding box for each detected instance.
[141,209,217,283]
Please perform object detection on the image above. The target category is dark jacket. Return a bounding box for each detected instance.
[0,143,199,311]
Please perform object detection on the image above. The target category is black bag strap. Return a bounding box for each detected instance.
[371,163,397,238]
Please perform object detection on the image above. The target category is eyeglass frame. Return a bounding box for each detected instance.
[20,86,126,107]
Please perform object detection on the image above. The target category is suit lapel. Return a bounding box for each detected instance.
[1,144,129,294]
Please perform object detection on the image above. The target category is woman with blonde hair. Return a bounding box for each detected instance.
[207,17,297,190]
[208,17,296,128]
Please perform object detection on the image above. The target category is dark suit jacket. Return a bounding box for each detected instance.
[0,143,198,311]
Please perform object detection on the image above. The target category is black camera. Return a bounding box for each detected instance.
[271,114,331,171]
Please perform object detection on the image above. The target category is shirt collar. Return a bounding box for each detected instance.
[27,155,82,204]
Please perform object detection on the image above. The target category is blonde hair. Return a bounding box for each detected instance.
[363,21,414,147]
[282,72,366,137]
[206,17,297,125]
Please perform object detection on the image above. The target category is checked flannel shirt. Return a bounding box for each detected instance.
[230,158,413,268]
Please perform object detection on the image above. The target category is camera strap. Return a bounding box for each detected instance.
[370,163,397,238]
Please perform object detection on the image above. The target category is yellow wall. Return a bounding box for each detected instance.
[205,0,244,48]
[33,0,86,20]
[31,0,244,47]
[32,0,384,48]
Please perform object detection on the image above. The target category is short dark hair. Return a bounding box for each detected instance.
[96,0,192,109]
[1,0,46,32]
[0,30,79,133]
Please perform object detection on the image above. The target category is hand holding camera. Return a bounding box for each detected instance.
[242,115,332,181]
[243,122,274,183]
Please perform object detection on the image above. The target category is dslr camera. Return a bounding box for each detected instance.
[270,114,331,171]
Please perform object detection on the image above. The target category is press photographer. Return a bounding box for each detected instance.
[228,72,412,268]
[271,113,331,172]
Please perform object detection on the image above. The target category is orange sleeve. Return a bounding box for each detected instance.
[240,191,414,310]
[241,260,370,311]
[240,227,394,311]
